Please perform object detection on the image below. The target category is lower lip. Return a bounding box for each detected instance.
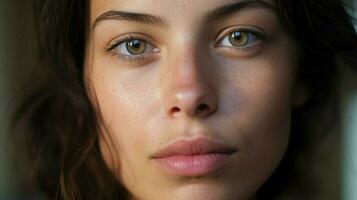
[152,153,231,177]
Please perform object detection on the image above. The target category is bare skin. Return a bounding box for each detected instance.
[84,0,306,199]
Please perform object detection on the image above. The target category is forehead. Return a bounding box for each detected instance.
[90,0,275,25]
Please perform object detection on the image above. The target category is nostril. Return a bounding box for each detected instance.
[172,107,181,113]
[197,104,210,112]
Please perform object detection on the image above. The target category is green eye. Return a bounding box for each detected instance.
[218,30,260,47]
[126,39,147,55]
[111,37,158,59]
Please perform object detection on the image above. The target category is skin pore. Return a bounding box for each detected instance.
[84,0,305,199]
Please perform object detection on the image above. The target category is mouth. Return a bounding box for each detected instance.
[150,137,237,177]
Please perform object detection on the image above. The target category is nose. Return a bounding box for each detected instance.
[160,50,218,119]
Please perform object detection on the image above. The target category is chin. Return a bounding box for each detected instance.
[165,182,255,200]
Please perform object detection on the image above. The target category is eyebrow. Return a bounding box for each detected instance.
[93,10,166,29]
[206,0,275,22]
[92,0,275,29]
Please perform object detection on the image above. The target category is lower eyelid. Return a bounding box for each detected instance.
[114,51,160,64]
[215,40,264,57]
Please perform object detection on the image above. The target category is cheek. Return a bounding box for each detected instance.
[89,65,160,183]
[239,87,291,194]
[241,77,292,163]
[214,49,296,190]
[93,76,151,149]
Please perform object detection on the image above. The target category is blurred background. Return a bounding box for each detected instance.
[0,0,35,198]
[0,0,356,199]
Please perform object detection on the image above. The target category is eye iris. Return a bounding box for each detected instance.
[229,31,249,46]
[126,39,146,55]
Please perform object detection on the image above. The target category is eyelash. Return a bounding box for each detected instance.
[106,28,264,64]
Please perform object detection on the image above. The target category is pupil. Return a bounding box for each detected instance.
[232,32,242,40]
[129,40,141,49]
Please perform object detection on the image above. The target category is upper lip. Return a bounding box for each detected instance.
[151,137,237,159]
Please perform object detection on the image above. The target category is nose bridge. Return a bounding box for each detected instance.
[171,46,203,87]
[160,41,218,119]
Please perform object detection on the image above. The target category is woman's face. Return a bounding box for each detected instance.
[85,0,303,199]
